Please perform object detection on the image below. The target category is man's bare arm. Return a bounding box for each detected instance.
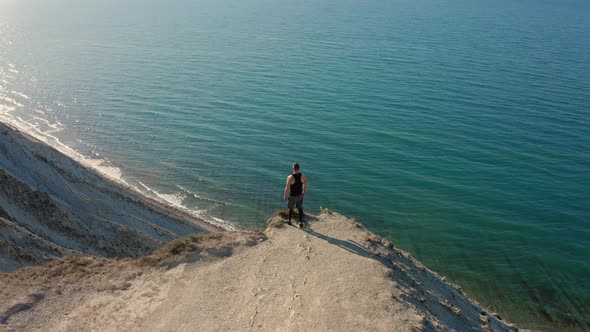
[283,175,293,200]
[302,175,308,196]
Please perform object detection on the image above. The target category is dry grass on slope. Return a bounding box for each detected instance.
[139,231,267,266]
[0,230,267,329]
[0,230,267,293]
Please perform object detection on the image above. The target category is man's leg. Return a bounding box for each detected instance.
[297,196,304,227]
[287,197,294,225]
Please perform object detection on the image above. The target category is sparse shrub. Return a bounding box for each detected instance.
[75,256,96,266]
[480,313,490,325]
[267,217,285,229]
[449,282,464,294]
[364,233,378,243]
[276,209,300,219]
[438,298,462,316]
[140,231,265,266]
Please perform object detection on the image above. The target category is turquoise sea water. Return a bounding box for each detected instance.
[1,0,589,329]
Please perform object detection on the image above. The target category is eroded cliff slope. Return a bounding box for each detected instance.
[0,122,218,271]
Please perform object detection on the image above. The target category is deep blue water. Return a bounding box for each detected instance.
[1,0,589,329]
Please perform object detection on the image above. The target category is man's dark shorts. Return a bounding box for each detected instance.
[288,194,304,209]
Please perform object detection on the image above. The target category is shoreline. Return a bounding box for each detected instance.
[0,120,229,233]
[0,120,227,272]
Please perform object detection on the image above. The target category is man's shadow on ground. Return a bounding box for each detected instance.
[293,217,476,332]
[288,216,376,260]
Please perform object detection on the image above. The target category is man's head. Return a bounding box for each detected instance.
[292,162,300,173]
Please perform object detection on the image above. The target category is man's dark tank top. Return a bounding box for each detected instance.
[290,173,303,197]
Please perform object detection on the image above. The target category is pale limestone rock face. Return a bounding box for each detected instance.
[0,122,216,272]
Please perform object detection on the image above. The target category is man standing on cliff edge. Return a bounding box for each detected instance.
[284,162,307,228]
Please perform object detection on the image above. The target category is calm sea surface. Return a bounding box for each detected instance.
[1,0,589,329]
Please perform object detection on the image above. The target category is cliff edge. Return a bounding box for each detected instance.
[0,212,518,331]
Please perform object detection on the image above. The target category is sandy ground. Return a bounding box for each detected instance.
[0,212,519,332]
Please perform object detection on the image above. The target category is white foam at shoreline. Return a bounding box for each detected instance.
[138,181,187,207]
[0,96,24,107]
[0,105,15,113]
[1,111,237,231]
[177,185,231,206]
[10,90,30,99]
[0,111,126,182]
[0,60,237,231]
[2,112,237,230]
[138,182,236,231]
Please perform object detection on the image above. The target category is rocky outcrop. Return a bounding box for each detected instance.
[0,212,520,331]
